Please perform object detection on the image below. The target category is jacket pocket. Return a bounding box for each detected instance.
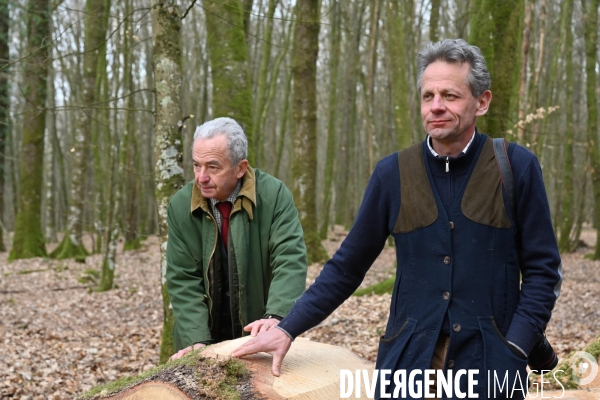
[376,318,417,368]
[478,316,528,399]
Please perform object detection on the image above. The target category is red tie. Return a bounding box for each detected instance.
[216,202,232,246]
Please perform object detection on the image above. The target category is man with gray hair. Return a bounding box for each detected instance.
[166,117,307,360]
[233,39,562,399]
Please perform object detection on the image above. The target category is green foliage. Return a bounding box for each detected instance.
[50,234,88,261]
[305,231,328,264]
[123,238,141,251]
[203,0,253,161]
[17,268,47,275]
[54,265,69,272]
[160,284,175,364]
[543,335,600,390]
[77,348,205,399]
[353,275,396,296]
[9,0,50,262]
[78,269,100,285]
[468,0,523,136]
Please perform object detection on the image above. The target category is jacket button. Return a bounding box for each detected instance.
[453,323,461,332]
[206,215,212,221]
[449,221,454,229]
[443,291,450,300]
[447,360,455,369]
[443,256,451,265]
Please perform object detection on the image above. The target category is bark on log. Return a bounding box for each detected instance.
[95,337,373,400]
[90,336,600,399]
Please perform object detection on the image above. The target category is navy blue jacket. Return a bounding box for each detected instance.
[279,132,562,398]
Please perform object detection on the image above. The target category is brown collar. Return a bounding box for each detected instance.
[190,166,256,220]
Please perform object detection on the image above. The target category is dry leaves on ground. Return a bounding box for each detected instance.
[1,228,599,399]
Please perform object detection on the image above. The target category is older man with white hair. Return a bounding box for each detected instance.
[166,117,308,360]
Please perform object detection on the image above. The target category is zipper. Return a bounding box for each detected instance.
[445,156,450,172]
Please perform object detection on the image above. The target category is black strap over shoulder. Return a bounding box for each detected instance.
[492,138,515,221]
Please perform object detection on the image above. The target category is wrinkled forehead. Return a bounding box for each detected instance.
[421,61,471,91]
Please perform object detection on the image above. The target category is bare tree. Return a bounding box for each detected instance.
[151,0,186,363]
[291,0,327,263]
[0,0,9,252]
[581,0,600,259]
[51,0,110,261]
[9,0,50,260]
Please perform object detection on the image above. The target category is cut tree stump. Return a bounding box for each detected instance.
[94,337,374,400]
[88,336,600,400]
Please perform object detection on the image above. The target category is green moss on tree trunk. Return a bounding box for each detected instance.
[291,0,328,264]
[203,0,254,162]
[49,235,88,262]
[582,0,600,260]
[558,0,576,254]
[0,0,8,253]
[151,0,186,363]
[9,0,50,261]
[469,0,523,136]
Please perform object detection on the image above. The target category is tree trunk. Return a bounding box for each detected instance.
[581,0,600,259]
[469,0,523,137]
[202,0,254,162]
[516,0,532,143]
[9,0,50,260]
[531,0,547,154]
[91,3,111,254]
[429,0,441,42]
[336,0,365,227]
[364,0,381,174]
[320,0,341,239]
[44,57,58,243]
[242,0,254,41]
[558,0,576,253]
[152,0,186,363]
[291,0,327,264]
[0,0,9,252]
[387,0,414,151]
[123,1,141,251]
[253,0,278,166]
[51,0,110,261]
[274,63,293,179]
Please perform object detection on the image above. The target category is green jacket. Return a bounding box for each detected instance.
[166,167,308,350]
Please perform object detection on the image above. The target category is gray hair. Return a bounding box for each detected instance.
[416,38,491,98]
[193,117,248,165]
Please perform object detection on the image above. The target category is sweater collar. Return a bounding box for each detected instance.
[427,129,477,158]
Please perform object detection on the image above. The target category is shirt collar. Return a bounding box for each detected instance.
[427,130,476,158]
[210,179,242,208]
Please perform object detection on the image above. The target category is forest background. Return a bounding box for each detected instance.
[1,0,600,365]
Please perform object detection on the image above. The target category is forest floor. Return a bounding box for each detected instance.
[0,227,599,399]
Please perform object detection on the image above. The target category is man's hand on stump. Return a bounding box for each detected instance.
[169,343,206,361]
[231,328,292,377]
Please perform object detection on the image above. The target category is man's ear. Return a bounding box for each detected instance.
[236,159,249,179]
[475,90,492,116]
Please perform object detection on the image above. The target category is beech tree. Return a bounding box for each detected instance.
[0,0,8,252]
[9,0,50,260]
[291,0,327,263]
[581,0,600,259]
[50,0,110,261]
[202,0,253,161]
[151,0,186,363]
